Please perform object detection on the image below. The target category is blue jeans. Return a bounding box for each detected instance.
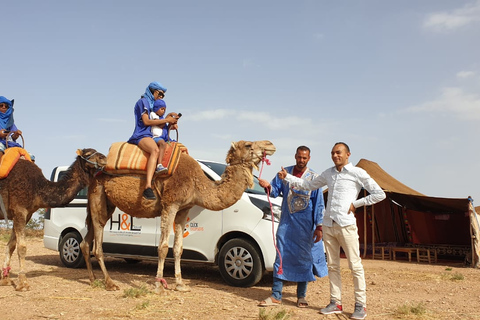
[271,277,308,301]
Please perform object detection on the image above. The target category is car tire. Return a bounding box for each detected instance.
[218,238,264,287]
[59,231,85,268]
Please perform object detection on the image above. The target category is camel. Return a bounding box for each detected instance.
[82,140,276,292]
[0,148,107,291]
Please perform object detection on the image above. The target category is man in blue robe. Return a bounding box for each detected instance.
[258,146,327,308]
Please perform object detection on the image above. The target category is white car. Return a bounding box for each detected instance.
[43,160,281,287]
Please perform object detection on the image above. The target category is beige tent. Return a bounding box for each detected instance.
[341,159,480,267]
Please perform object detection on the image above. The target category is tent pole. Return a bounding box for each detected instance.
[372,203,375,260]
[363,189,367,258]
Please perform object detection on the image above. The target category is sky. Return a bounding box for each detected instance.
[1,1,479,204]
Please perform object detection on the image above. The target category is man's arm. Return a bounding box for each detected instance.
[280,167,327,191]
[352,170,386,208]
[312,188,324,243]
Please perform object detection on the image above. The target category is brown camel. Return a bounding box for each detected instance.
[0,148,107,291]
[82,140,276,292]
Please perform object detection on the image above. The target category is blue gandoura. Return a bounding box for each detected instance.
[270,165,328,283]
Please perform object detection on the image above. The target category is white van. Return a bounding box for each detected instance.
[43,160,281,287]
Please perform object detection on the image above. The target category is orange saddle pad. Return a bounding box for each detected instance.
[0,147,33,179]
[105,142,188,176]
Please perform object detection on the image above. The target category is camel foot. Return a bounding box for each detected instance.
[0,277,13,286]
[105,281,120,291]
[175,284,191,292]
[15,274,30,291]
[154,278,168,295]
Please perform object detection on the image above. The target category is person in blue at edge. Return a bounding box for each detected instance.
[0,96,35,162]
[257,146,327,308]
[127,82,171,200]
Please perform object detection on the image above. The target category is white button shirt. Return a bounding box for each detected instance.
[285,163,386,227]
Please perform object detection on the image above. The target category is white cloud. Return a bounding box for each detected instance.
[456,70,476,79]
[193,109,237,121]
[404,87,480,120]
[190,109,322,132]
[423,0,480,31]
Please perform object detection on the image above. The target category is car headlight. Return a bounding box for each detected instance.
[249,197,281,223]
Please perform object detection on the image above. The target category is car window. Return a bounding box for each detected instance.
[198,161,266,195]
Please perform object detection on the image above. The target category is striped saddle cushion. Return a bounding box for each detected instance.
[105,142,188,176]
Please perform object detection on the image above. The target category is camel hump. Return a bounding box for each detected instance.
[0,147,32,179]
[105,141,189,176]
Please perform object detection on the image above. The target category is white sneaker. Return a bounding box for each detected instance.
[156,164,167,172]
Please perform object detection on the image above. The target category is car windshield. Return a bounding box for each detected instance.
[198,160,266,195]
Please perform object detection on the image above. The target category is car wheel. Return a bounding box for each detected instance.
[59,231,85,268]
[218,238,264,287]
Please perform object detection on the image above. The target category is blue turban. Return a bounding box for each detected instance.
[0,96,14,129]
[153,99,167,113]
[0,96,13,108]
[143,81,167,110]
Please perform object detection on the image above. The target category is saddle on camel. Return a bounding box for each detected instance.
[105,141,188,176]
[0,146,33,179]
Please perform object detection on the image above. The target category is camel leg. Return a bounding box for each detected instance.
[12,215,30,291]
[1,229,16,286]
[154,207,178,294]
[172,209,190,292]
[85,192,119,291]
[80,219,96,284]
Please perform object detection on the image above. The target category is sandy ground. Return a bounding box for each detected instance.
[0,232,479,320]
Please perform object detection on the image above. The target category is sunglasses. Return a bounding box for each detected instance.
[0,104,9,109]
[157,91,165,98]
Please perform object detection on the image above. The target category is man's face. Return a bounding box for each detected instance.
[0,103,8,114]
[154,90,165,100]
[295,149,310,170]
[331,144,350,168]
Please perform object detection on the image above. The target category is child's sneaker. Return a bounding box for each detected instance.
[156,164,167,173]
[142,188,156,200]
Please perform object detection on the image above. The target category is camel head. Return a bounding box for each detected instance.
[225,140,276,171]
[76,148,107,173]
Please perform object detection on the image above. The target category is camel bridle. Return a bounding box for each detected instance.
[79,151,104,170]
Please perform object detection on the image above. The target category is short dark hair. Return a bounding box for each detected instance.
[334,142,350,153]
[296,145,311,154]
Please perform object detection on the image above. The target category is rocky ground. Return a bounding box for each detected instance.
[0,230,479,320]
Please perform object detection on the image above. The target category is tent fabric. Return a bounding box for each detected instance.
[349,159,479,267]
[356,159,424,196]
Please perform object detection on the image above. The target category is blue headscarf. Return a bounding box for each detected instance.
[153,99,167,113]
[143,82,167,111]
[0,96,14,130]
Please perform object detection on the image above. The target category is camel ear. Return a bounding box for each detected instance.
[76,149,83,156]
[231,141,236,150]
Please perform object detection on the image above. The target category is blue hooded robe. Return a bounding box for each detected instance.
[269,166,328,282]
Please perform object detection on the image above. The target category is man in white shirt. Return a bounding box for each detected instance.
[278,142,386,320]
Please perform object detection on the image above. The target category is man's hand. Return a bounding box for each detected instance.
[12,130,21,140]
[277,167,287,180]
[348,203,356,214]
[258,178,270,189]
[313,229,323,243]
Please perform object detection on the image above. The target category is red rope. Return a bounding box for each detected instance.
[259,152,283,275]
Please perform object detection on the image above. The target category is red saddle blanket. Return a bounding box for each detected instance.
[105,142,188,176]
[0,147,33,179]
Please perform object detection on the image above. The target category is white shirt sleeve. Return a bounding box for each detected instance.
[284,172,327,191]
[352,169,386,208]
